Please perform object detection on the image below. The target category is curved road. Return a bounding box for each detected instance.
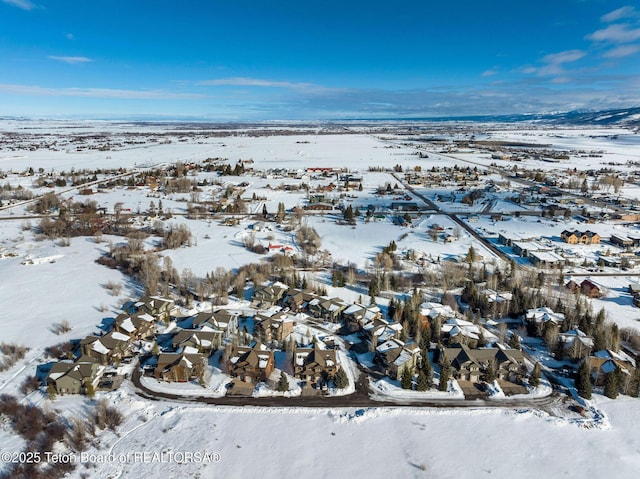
[131,364,565,414]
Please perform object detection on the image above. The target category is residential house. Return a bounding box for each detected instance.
[580,279,602,298]
[308,297,347,322]
[589,349,636,386]
[283,289,317,312]
[113,311,155,340]
[374,339,420,379]
[80,331,132,365]
[293,342,339,386]
[191,309,239,338]
[558,329,593,360]
[171,329,222,355]
[154,352,206,382]
[369,321,404,347]
[418,301,456,329]
[253,282,289,307]
[441,318,482,348]
[135,295,175,322]
[561,230,601,245]
[342,303,382,333]
[227,343,275,383]
[525,307,565,328]
[565,279,580,293]
[442,344,525,383]
[254,311,296,344]
[46,356,104,395]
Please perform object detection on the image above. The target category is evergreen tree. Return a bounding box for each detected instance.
[334,367,349,389]
[262,203,268,217]
[400,367,413,390]
[416,369,430,391]
[439,355,451,391]
[575,360,592,399]
[530,362,541,388]
[421,352,433,387]
[343,205,354,222]
[628,368,640,398]
[276,371,289,392]
[485,359,497,383]
[603,369,619,399]
[508,332,521,350]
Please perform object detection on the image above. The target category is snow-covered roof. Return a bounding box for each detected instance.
[111,331,131,342]
[91,340,110,355]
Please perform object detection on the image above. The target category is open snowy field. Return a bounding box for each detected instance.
[6,389,638,479]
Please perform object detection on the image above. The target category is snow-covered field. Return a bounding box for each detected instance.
[2,121,640,478]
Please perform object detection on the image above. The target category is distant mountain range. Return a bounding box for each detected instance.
[369,107,640,127]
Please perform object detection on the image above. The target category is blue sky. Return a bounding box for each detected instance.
[1,0,639,119]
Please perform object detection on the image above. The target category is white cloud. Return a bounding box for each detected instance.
[48,56,93,64]
[588,23,640,43]
[603,44,640,58]
[2,0,36,10]
[481,69,498,77]
[542,49,586,64]
[601,6,639,23]
[198,77,346,95]
[65,33,75,41]
[200,77,309,88]
[525,50,586,79]
[0,84,206,100]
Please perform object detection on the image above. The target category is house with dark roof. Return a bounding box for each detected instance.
[442,344,525,383]
[253,282,289,307]
[227,343,275,383]
[80,331,132,365]
[254,311,296,344]
[113,311,156,340]
[154,352,206,382]
[293,343,339,386]
[46,356,104,395]
[374,339,420,379]
[191,309,239,338]
[171,329,222,355]
[589,349,636,387]
[580,279,602,298]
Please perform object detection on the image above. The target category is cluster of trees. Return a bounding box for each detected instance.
[400,353,433,391]
[0,394,73,479]
[0,343,29,372]
[161,223,193,249]
[0,182,34,202]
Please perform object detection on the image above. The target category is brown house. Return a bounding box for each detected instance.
[374,339,420,380]
[580,279,602,298]
[442,344,525,383]
[254,311,296,344]
[80,331,132,365]
[171,329,222,355]
[253,282,289,307]
[135,295,175,322]
[154,352,206,382]
[113,311,156,340]
[283,289,317,312]
[293,343,339,386]
[589,349,636,387]
[192,310,239,337]
[227,344,275,383]
[46,356,104,395]
[561,230,600,245]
